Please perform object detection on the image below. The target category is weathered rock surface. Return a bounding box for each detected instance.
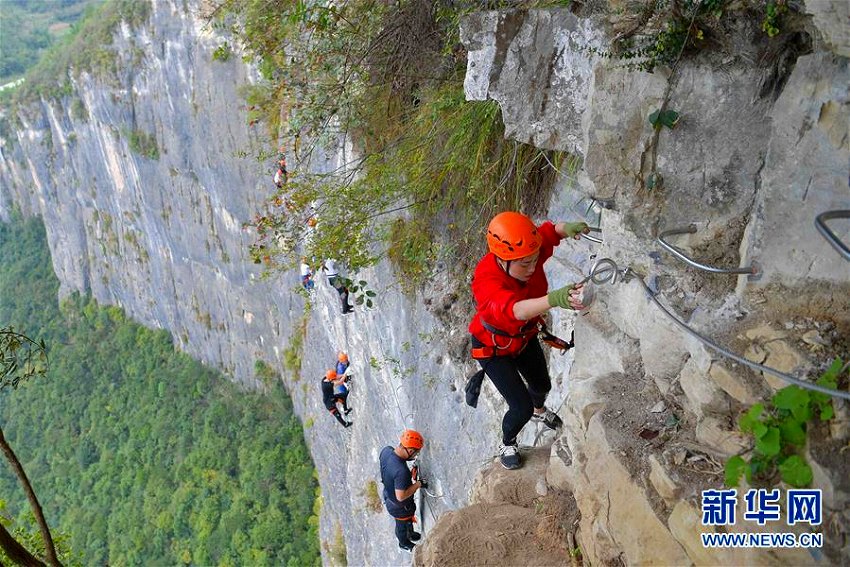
[2,2,848,566]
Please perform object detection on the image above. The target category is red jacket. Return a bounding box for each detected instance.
[469,221,562,356]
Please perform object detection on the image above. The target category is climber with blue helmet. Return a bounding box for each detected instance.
[469,211,589,470]
[379,429,427,552]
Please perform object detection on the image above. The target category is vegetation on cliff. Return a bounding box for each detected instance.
[215,0,568,291]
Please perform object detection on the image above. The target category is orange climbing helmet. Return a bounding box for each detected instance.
[486,211,542,260]
[325,369,337,380]
[400,429,424,450]
[338,352,349,363]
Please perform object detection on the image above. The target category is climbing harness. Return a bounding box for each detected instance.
[471,319,572,359]
[815,210,850,261]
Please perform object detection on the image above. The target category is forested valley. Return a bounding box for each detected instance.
[0,215,320,566]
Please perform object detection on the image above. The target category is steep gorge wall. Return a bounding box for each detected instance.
[0,1,562,564]
[1,1,848,565]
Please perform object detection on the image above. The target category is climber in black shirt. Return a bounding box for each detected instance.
[379,429,426,552]
[322,369,352,428]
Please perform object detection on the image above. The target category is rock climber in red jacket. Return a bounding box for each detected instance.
[469,211,589,470]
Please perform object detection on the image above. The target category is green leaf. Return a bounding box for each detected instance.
[778,455,813,487]
[791,402,811,422]
[773,386,809,413]
[817,358,842,390]
[648,109,661,128]
[739,403,764,433]
[365,290,376,297]
[755,427,781,456]
[649,109,680,129]
[752,421,768,439]
[366,299,373,309]
[659,110,680,129]
[778,419,806,446]
[724,455,747,487]
[355,296,364,305]
[820,403,834,421]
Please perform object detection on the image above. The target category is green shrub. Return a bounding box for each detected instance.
[124,128,159,160]
[725,358,845,488]
[362,480,383,514]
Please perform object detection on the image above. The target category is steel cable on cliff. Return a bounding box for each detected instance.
[630,269,850,401]
[568,255,850,401]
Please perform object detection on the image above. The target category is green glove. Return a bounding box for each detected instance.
[548,284,576,309]
[561,222,589,238]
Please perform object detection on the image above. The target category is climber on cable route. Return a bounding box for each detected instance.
[379,429,427,553]
[333,351,352,406]
[321,369,352,428]
[468,211,589,470]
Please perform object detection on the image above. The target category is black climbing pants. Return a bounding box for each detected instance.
[394,518,420,547]
[473,336,551,445]
[336,393,350,412]
[328,406,348,427]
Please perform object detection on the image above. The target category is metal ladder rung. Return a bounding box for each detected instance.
[815,210,850,261]
[658,225,756,276]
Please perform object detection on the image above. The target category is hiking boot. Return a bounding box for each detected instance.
[531,407,563,430]
[399,542,415,553]
[499,442,521,470]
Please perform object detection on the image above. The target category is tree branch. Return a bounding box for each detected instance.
[0,429,62,567]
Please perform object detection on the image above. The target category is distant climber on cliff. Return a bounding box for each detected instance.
[336,351,350,376]
[322,259,354,314]
[300,257,315,291]
[274,165,287,188]
[321,369,352,428]
[468,211,589,470]
[380,429,426,552]
[333,352,352,411]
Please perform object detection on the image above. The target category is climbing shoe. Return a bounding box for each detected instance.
[531,408,563,430]
[344,407,353,415]
[499,442,521,470]
[343,420,353,428]
[399,542,415,553]
[409,531,421,542]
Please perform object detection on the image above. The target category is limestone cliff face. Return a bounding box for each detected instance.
[1,1,848,566]
[0,2,564,564]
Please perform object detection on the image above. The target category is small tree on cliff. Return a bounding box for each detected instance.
[0,326,63,567]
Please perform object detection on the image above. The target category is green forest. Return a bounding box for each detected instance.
[0,215,320,566]
[0,0,101,83]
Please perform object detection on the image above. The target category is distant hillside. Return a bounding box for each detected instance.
[0,0,101,84]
